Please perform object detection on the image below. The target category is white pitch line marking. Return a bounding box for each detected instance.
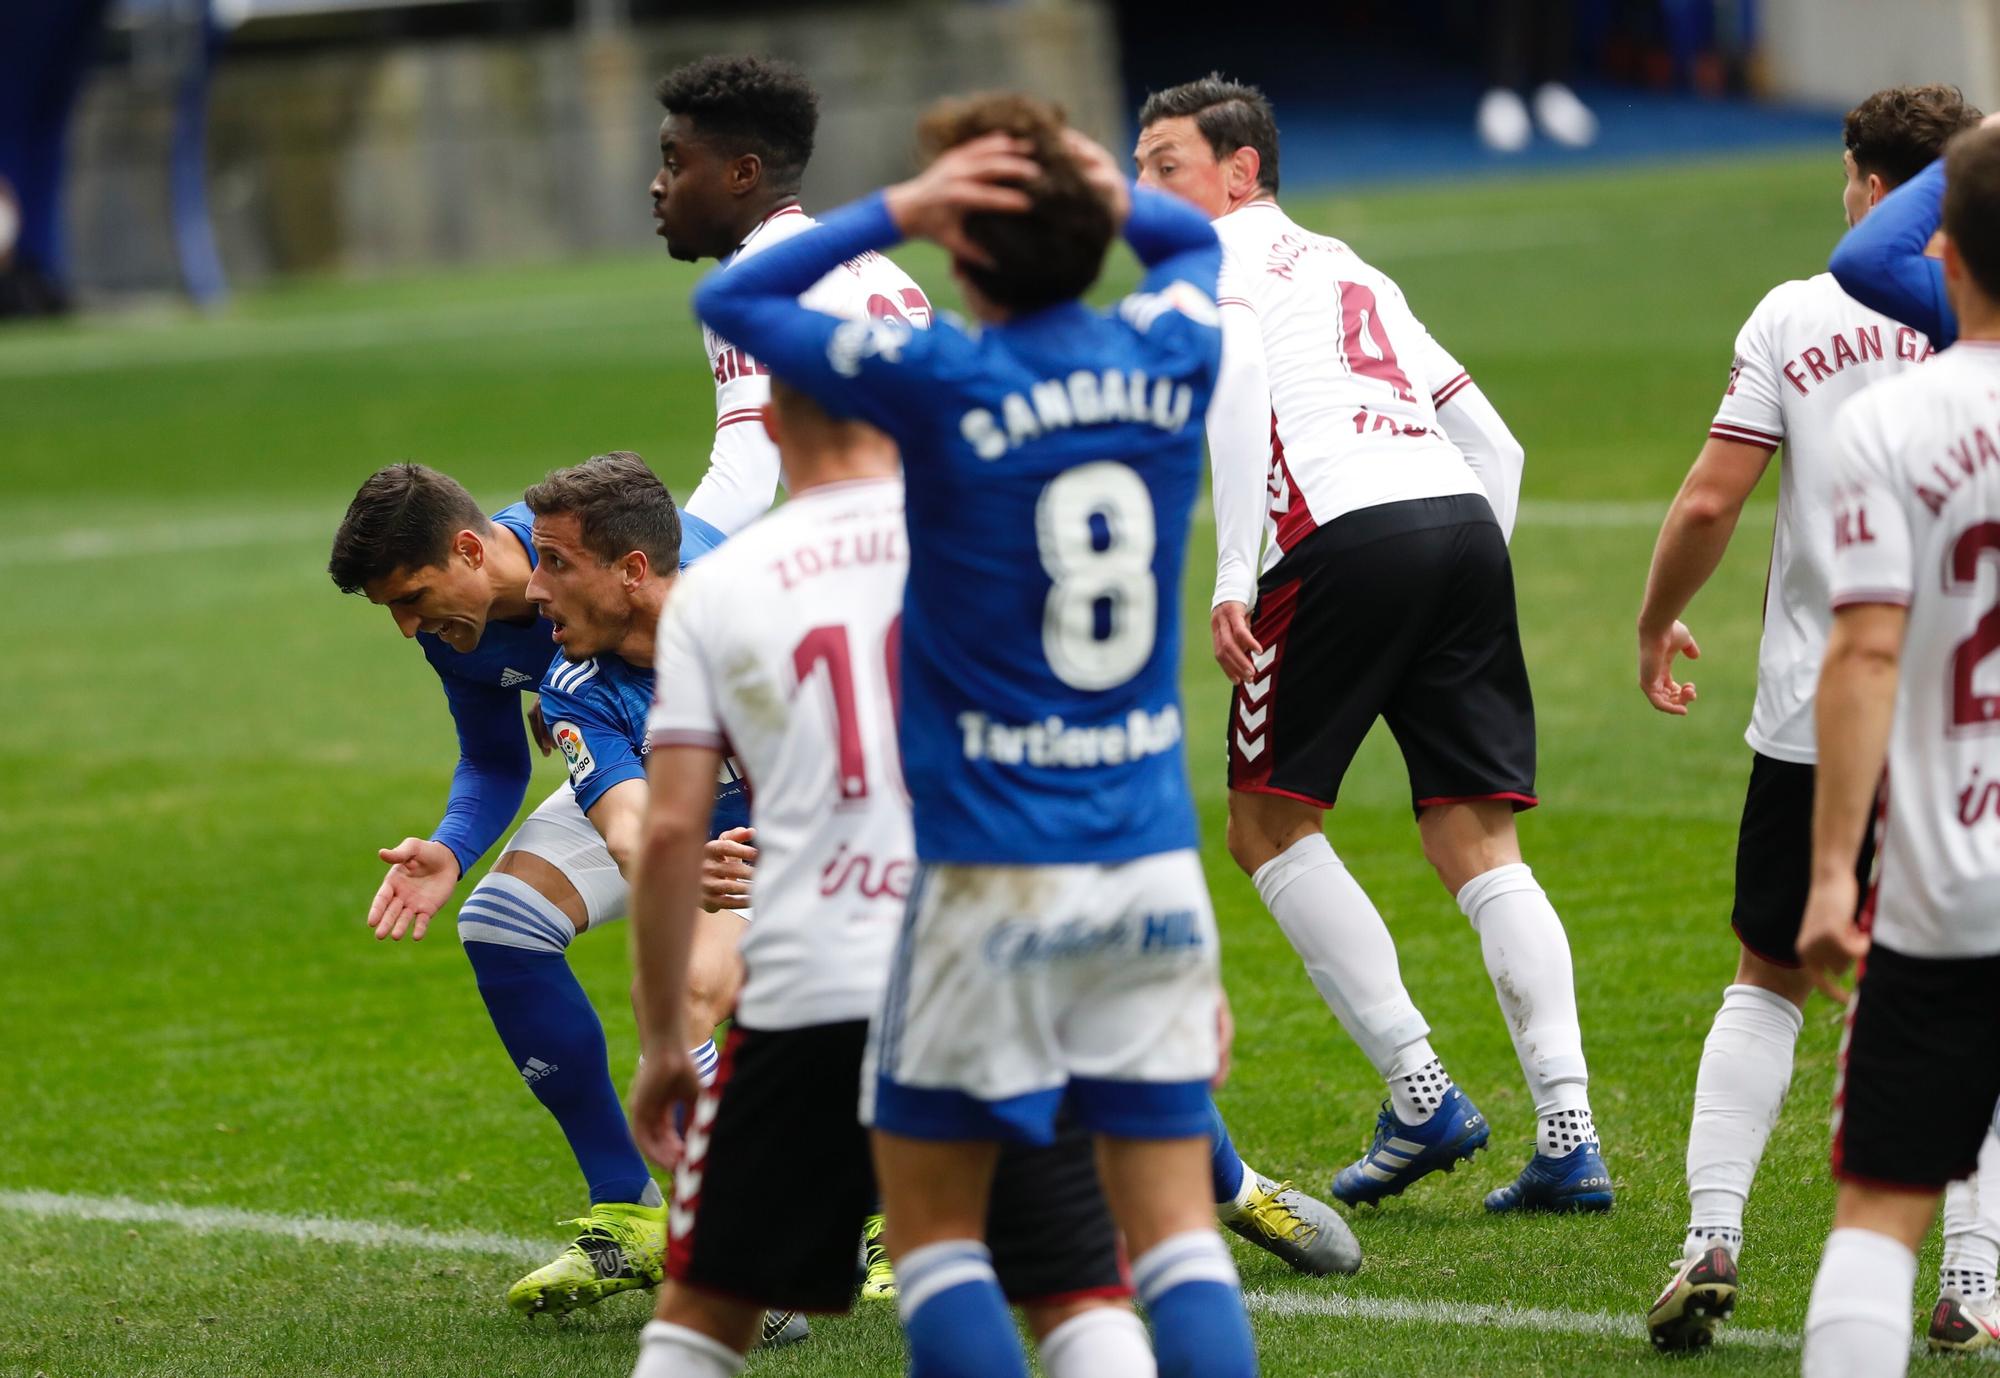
[0,1187,1799,1352]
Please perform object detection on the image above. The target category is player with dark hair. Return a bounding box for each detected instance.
[328,460,748,1318]
[650,54,932,555]
[1135,76,1607,1223]
[1795,120,2000,1378]
[1636,82,1981,1352]
[694,93,1258,1378]
[1829,87,2000,347]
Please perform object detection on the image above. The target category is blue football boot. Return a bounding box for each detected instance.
[1330,1086,1490,1207]
[1482,1140,1614,1213]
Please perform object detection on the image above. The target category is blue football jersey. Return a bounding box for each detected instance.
[537,651,750,833]
[694,188,1222,864]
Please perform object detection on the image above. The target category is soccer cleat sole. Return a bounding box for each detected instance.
[1927,1297,2000,1354]
[1337,1139,1489,1208]
[507,1273,656,1317]
[1647,1246,1738,1354]
[1486,1188,1615,1215]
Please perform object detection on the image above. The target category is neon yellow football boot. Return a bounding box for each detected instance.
[507,1200,666,1316]
[859,1213,897,1301]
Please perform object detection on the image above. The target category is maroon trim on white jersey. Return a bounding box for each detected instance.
[1268,414,1319,554]
[1709,421,1782,450]
[1831,590,1914,610]
[1216,296,1254,310]
[1431,371,1473,407]
[650,727,728,751]
[716,409,765,432]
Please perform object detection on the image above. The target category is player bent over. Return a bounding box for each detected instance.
[1633,84,1976,1351]
[1135,76,1603,1214]
[1795,124,2000,1378]
[626,381,1158,1378]
[696,98,1258,1377]
[328,463,744,1316]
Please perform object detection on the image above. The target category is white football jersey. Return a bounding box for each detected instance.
[649,477,912,1028]
[1211,200,1481,571]
[1712,272,1934,764]
[684,207,932,537]
[1829,343,2000,958]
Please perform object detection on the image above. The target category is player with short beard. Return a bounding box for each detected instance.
[1636,84,1992,1353]
[328,462,748,1317]
[1135,75,1605,1218]
[1795,121,2000,1378]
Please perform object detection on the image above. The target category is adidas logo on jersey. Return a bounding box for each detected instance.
[519,1056,558,1083]
[499,668,534,688]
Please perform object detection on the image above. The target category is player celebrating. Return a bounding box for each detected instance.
[328,463,742,1317]
[1796,122,2000,1378]
[650,54,931,555]
[693,99,1259,1378]
[1634,84,1975,1351]
[626,380,1160,1378]
[1133,75,1603,1215]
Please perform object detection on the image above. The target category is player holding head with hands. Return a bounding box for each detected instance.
[692,95,1258,1378]
[1635,84,1979,1351]
[1794,121,2000,1378]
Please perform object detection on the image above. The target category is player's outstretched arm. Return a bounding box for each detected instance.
[1830,158,1955,345]
[627,743,724,1168]
[1635,436,1777,715]
[1799,602,1907,998]
[366,837,461,942]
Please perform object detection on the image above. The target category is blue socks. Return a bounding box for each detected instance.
[897,1240,1029,1378]
[1208,1097,1248,1204]
[459,873,656,1207]
[1134,1230,1258,1378]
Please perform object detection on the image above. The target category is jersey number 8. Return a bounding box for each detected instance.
[1035,461,1158,691]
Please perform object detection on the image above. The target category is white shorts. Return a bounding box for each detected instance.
[498,784,628,927]
[862,848,1221,1145]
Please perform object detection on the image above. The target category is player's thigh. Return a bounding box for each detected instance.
[987,1105,1128,1310]
[685,909,749,1017]
[863,863,1073,1145]
[669,1021,877,1313]
[1224,787,1326,874]
[1227,535,1416,813]
[1834,944,2000,1197]
[496,784,627,930]
[1384,518,1538,816]
[1092,1133,1217,1260]
[870,1132,1002,1257]
[1729,754,1879,987]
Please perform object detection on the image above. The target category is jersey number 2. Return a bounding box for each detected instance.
[793,618,902,799]
[1950,521,2000,728]
[1036,462,1158,691]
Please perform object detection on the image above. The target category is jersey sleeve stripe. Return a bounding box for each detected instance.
[648,727,728,751]
[1831,589,1913,609]
[1216,296,1254,309]
[1431,372,1473,406]
[717,408,763,424]
[1709,422,1782,448]
[716,413,767,432]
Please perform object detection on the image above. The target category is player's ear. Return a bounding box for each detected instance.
[1867,171,1888,209]
[760,399,783,448]
[455,529,484,569]
[1228,146,1262,200]
[730,152,762,198]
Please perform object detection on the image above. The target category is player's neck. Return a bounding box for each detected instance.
[1957,292,2000,342]
[486,525,538,623]
[788,454,899,495]
[1223,188,1274,217]
[725,193,802,254]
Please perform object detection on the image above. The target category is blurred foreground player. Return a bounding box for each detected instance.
[1795,124,2000,1378]
[693,99,1259,1377]
[1634,84,1973,1351]
[1135,76,1606,1215]
[328,462,742,1316]
[627,380,1154,1378]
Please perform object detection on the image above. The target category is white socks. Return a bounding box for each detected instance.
[1455,864,1592,1127]
[1039,1305,1156,1378]
[1941,1130,2000,1303]
[632,1320,744,1378]
[1251,836,1436,1084]
[1682,983,1805,1257]
[1390,1058,1454,1126]
[1803,1228,1918,1378]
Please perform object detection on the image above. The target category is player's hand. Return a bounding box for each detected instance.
[527,698,555,757]
[629,1044,702,1170]
[701,827,757,912]
[1638,618,1701,715]
[1061,128,1132,228]
[1211,602,1262,685]
[366,838,461,942]
[1797,872,1868,1003]
[884,133,1038,265]
[1210,990,1236,1091]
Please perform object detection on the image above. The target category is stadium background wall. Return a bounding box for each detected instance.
[61,1,1121,292]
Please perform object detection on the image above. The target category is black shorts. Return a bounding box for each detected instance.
[1833,943,2000,1190]
[1731,752,1878,967]
[1227,494,1537,812]
[667,1021,1126,1313]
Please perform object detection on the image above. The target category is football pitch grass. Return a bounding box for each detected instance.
[2,150,1959,1377]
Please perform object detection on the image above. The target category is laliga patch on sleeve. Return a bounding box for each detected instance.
[552,721,595,783]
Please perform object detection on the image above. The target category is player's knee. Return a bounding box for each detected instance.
[1734,947,1814,1008]
[456,872,576,956]
[1224,794,1317,875]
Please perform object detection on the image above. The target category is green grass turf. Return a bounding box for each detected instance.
[1,149,1965,1376]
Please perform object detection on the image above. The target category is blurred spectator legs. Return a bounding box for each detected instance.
[0,0,114,316]
[1479,0,1599,153]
